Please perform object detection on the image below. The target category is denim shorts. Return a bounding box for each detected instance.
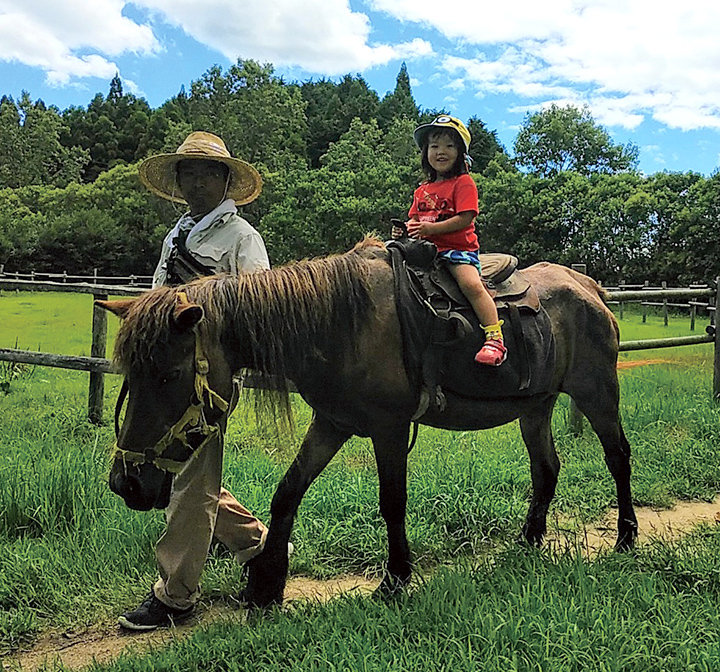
[438,249,483,273]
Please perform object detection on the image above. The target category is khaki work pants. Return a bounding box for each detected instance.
[152,416,267,610]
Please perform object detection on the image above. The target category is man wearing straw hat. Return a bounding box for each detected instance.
[119,131,272,630]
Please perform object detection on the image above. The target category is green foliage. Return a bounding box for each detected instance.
[0,93,88,189]
[186,60,308,172]
[467,116,507,173]
[260,117,419,262]
[376,62,420,129]
[301,74,381,167]
[514,104,640,177]
[0,164,170,274]
[1,65,719,284]
[60,77,163,182]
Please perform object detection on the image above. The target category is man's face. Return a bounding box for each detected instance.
[176,159,229,217]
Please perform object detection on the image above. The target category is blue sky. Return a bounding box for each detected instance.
[1,0,719,176]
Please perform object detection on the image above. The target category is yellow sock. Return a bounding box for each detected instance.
[482,320,504,341]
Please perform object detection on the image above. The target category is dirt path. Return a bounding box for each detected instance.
[2,575,379,672]
[616,358,676,369]
[545,495,720,556]
[5,497,720,672]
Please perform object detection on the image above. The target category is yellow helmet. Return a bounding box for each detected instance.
[413,115,471,154]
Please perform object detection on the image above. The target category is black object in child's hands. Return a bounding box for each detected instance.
[391,218,408,238]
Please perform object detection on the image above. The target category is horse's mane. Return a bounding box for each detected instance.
[113,237,384,428]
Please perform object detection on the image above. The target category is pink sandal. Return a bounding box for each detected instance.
[474,339,507,366]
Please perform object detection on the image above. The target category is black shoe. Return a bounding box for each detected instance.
[118,592,194,631]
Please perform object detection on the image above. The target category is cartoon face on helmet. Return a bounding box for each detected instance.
[413,116,471,154]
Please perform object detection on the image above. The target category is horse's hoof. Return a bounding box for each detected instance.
[615,519,638,552]
[518,526,545,548]
[372,573,410,602]
[237,589,283,611]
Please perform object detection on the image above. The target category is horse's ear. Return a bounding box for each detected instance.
[173,294,204,333]
[95,299,135,319]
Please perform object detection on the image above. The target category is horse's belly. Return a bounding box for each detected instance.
[418,393,541,431]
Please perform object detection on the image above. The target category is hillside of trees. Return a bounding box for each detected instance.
[1,60,718,285]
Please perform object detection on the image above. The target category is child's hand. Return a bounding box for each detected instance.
[407,220,433,239]
[391,225,405,239]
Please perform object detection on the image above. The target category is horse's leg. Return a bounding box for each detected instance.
[571,391,638,551]
[519,394,561,546]
[371,421,412,596]
[241,413,351,608]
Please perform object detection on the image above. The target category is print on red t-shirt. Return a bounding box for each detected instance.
[408,173,479,252]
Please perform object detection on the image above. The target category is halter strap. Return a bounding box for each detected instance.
[113,328,229,474]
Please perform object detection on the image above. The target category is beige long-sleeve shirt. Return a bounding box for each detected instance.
[153,199,269,287]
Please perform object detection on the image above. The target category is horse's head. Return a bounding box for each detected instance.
[98,288,234,510]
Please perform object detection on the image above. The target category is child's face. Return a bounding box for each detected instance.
[426,130,460,177]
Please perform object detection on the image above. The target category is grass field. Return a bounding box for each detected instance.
[2,291,720,670]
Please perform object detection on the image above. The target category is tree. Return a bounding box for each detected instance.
[260,118,414,262]
[60,77,159,181]
[466,117,506,173]
[513,104,639,177]
[301,75,380,167]
[186,60,307,173]
[377,63,419,129]
[0,93,88,189]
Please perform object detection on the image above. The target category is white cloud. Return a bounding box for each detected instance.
[0,1,158,84]
[134,0,422,73]
[3,0,720,134]
[372,0,720,131]
[0,0,426,86]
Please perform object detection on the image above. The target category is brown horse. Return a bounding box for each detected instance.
[99,237,637,608]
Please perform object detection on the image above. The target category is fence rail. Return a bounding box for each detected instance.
[0,265,152,287]
[2,273,720,425]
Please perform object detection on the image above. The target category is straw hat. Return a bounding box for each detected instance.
[139,131,263,206]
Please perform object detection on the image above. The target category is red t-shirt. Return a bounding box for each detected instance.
[408,173,479,252]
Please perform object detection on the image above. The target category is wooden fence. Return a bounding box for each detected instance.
[1,271,719,425]
[0,278,142,423]
[567,265,720,432]
[0,265,152,287]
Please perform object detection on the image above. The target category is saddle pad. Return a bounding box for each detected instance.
[387,244,556,401]
[437,302,556,399]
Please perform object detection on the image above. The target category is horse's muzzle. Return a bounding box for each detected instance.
[109,459,173,510]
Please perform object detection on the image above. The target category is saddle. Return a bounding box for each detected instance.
[386,238,556,415]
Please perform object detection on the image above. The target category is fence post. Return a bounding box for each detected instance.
[690,302,696,331]
[714,278,720,402]
[662,281,668,326]
[569,264,587,434]
[642,280,649,323]
[89,293,108,424]
[619,279,625,320]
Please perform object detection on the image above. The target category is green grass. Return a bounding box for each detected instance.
[1,291,720,669]
[37,537,720,671]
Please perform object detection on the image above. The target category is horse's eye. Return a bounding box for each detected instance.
[160,372,181,386]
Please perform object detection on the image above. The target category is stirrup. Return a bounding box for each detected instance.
[474,339,507,366]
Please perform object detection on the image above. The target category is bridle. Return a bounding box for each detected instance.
[113,330,229,474]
